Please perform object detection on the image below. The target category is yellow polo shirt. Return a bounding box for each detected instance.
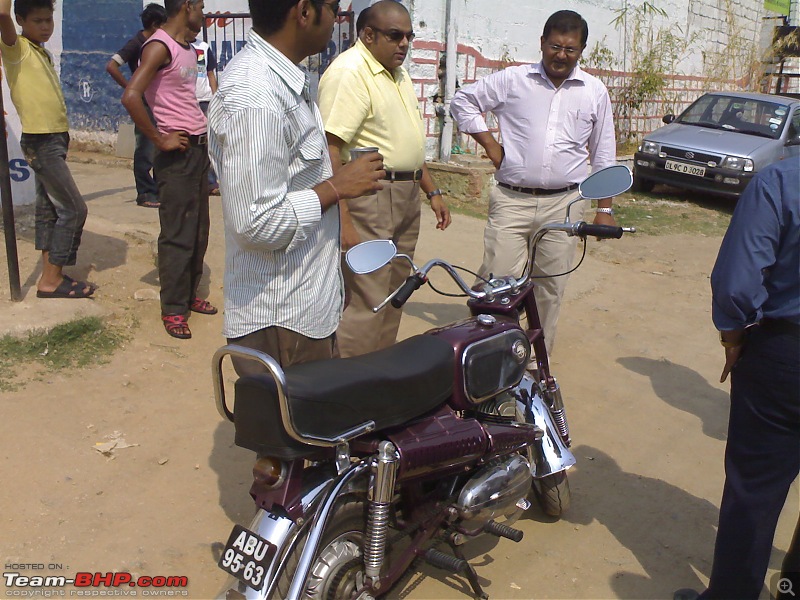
[318,40,425,172]
[0,36,68,134]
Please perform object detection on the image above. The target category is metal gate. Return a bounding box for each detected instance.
[201,11,355,96]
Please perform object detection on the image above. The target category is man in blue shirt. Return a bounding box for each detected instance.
[675,156,800,599]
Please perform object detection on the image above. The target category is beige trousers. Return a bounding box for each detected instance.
[479,184,584,355]
[337,180,421,358]
[227,327,336,377]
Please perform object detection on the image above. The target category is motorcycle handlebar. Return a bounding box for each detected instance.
[391,273,426,308]
[575,223,624,239]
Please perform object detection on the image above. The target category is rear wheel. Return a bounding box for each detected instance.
[531,471,571,517]
[269,499,367,600]
[631,170,655,193]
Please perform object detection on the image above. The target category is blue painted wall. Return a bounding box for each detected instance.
[61,0,142,133]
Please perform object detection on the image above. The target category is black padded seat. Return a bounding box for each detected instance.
[233,335,454,459]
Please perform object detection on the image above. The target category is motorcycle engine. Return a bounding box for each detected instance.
[454,454,531,524]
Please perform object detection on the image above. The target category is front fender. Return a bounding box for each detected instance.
[512,373,576,478]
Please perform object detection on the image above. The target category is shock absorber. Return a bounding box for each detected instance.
[364,440,398,584]
[545,379,571,446]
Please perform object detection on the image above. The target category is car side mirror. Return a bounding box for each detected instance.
[662,114,675,124]
[785,134,800,147]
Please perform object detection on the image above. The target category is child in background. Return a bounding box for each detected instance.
[0,0,93,298]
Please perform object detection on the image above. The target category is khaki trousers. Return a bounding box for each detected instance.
[227,327,336,377]
[479,184,584,355]
[337,180,421,358]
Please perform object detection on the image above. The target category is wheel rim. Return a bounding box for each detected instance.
[304,532,363,600]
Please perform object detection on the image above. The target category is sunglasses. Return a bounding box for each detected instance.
[370,27,415,43]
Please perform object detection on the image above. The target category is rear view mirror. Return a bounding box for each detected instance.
[579,165,633,200]
[662,114,675,124]
[346,239,397,274]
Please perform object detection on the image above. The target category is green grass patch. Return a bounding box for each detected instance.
[0,316,130,391]
[449,189,735,237]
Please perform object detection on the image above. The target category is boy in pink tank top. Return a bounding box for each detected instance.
[121,0,216,340]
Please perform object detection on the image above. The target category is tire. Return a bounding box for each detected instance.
[531,470,571,517]
[269,498,367,600]
[631,171,655,193]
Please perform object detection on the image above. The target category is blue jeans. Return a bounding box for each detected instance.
[20,132,87,267]
[133,102,158,204]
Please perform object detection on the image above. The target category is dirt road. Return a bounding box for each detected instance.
[1,159,796,599]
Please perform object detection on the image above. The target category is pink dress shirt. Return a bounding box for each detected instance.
[450,62,616,189]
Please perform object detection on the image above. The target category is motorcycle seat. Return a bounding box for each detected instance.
[233,335,455,459]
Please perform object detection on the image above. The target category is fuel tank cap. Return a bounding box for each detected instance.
[476,314,496,326]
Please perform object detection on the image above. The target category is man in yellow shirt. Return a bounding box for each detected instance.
[318,0,450,358]
[0,0,92,298]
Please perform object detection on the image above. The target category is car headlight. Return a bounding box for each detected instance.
[640,140,659,155]
[722,156,754,172]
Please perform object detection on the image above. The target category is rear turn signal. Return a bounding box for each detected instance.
[253,456,286,488]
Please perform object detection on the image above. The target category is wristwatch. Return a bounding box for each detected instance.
[426,188,443,200]
[596,207,614,215]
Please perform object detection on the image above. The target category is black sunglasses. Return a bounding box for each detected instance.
[369,26,415,43]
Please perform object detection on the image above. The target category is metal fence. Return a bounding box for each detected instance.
[201,11,355,95]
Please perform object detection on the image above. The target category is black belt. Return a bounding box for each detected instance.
[759,318,800,334]
[498,181,578,196]
[188,133,208,146]
[384,169,422,182]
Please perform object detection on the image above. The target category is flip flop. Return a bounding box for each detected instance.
[190,297,218,315]
[36,277,95,299]
[137,200,160,208]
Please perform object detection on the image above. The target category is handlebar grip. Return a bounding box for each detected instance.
[391,274,424,308]
[575,223,624,239]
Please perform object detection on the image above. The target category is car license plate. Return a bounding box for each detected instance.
[665,160,706,177]
[218,524,277,591]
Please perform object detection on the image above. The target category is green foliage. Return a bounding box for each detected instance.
[0,316,129,391]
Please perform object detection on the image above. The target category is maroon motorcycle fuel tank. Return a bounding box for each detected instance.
[426,316,530,411]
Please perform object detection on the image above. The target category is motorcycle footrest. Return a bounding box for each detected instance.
[484,520,524,542]
[423,548,468,573]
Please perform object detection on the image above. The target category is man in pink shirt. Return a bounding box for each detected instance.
[450,10,617,354]
[122,0,216,340]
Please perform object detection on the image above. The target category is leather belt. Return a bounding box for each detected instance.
[188,133,208,146]
[759,318,800,334]
[384,169,423,182]
[498,181,578,196]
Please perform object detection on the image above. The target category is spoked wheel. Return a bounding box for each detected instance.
[531,470,571,517]
[269,499,367,600]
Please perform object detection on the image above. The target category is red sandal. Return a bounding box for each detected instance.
[162,314,192,339]
[190,297,218,315]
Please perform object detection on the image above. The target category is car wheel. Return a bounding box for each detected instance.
[632,171,655,193]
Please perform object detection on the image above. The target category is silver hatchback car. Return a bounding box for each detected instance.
[633,91,800,198]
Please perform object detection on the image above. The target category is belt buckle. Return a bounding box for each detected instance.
[197,134,208,145]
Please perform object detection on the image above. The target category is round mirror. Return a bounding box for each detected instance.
[579,165,633,199]
[346,239,398,274]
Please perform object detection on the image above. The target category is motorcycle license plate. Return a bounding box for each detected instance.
[218,524,277,591]
[665,159,705,177]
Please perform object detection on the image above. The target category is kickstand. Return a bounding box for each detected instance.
[448,540,488,600]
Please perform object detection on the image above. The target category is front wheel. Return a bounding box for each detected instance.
[631,171,655,193]
[269,499,367,600]
[531,471,571,517]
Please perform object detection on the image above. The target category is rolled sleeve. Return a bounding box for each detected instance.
[219,107,321,252]
[450,71,508,134]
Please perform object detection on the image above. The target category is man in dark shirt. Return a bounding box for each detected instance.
[675,156,800,599]
[106,3,166,208]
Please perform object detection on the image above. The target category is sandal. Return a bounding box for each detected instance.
[162,314,191,339]
[190,297,218,315]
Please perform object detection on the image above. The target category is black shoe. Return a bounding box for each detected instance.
[673,590,700,600]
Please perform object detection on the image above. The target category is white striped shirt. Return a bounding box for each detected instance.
[208,30,343,340]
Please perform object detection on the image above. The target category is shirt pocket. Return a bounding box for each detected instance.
[565,110,594,145]
[285,104,325,164]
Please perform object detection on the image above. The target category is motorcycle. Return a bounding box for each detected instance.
[212,164,634,600]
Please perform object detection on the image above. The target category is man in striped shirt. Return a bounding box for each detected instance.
[208,0,384,375]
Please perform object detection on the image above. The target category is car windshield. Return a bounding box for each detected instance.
[677,94,788,139]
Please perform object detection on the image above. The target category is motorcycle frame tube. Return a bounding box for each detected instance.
[212,345,376,446]
[512,373,576,478]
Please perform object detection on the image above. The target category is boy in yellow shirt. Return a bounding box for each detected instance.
[0,0,93,298]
